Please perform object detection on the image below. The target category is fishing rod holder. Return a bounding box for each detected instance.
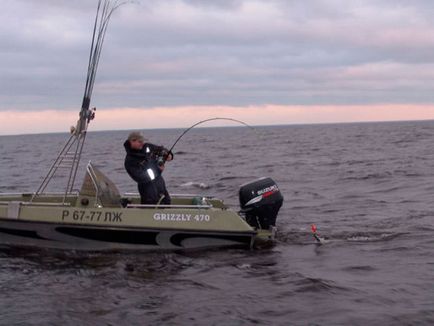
[85,107,96,123]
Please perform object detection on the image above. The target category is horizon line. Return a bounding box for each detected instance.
[2,117,433,137]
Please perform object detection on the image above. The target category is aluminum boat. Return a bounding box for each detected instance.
[0,0,283,251]
[0,163,283,251]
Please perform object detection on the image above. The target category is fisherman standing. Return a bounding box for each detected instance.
[124,131,173,205]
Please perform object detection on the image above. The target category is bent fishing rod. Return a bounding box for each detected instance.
[167,117,260,154]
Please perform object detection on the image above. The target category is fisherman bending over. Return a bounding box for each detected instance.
[124,131,173,205]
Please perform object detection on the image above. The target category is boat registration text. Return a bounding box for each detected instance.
[61,210,122,223]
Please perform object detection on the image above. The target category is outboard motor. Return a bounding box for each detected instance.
[239,177,283,229]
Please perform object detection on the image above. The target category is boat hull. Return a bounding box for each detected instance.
[0,219,255,251]
[0,194,266,251]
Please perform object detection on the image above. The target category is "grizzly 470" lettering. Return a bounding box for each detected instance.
[153,213,210,222]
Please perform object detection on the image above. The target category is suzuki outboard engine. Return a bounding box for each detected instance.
[239,177,283,229]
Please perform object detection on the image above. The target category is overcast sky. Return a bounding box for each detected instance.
[2,0,434,134]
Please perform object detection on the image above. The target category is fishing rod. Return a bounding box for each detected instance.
[33,0,127,202]
[78,0,128,135]
[168,117,261,154]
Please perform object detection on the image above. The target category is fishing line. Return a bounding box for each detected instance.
[168,117,263,153]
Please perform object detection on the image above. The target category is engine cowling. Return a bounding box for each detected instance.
[239,177,283,229]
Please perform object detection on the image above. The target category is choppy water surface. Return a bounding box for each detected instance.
[2,121,434,325]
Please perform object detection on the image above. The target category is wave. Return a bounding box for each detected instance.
[276,229,405,245]
[293,277,352,294]
[179,181,210,189]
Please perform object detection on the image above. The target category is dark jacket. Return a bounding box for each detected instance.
[124,140,168,184]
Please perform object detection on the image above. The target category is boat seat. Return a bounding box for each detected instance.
[79,162,121,207]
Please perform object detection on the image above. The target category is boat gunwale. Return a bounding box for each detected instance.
[0,201,215,210]
[0,201,71,207]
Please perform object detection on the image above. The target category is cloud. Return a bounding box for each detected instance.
[1,0,434,133]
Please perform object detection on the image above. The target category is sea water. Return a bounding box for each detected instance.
[1,121,434,325]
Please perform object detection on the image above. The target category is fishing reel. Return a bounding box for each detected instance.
[142,149,173,182]
[156,156,165,167]
[156,149,174,167]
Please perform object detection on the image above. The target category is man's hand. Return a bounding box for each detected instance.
[162,150,174,162]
